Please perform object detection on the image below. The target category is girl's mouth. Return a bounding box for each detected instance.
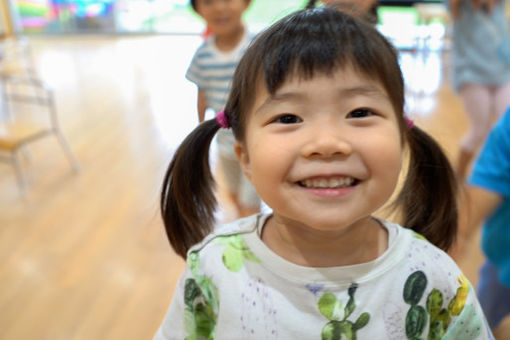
[215,18,231,25]
[298,177,358,189]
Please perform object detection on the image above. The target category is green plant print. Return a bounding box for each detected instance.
[188,252,201,276]
[411,231,428,242]
[319,283,370,340]
[403,271,473,340]
[447,274,469,316]
[215,235,260,272]
[441,305,483,340]
[403,271,428,339]
[426,289,452,339]
[183,252,220,340]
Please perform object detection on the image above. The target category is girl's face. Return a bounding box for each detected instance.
[195,0,249,37]
[235,67,403,235]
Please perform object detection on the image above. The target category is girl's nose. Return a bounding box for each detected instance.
[301,126,353,158]
[213,0,228,10]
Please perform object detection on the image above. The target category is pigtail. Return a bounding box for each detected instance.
[161,119,221,259]
[395,126,458,251]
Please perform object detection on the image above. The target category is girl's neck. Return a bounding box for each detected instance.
[261,216,388,268]
[215,25,245,52]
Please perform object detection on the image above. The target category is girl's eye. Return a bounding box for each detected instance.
[347,108,374,119]
[273,114,302,124]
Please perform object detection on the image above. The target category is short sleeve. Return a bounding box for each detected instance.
[441,284,495,340]
[470,110,510,197]
[153,250,221,340]
[153,270,188,340]
[185,48,205,89]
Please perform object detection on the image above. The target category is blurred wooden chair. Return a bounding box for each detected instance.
[0,39,79,195]
[0,37,38,116]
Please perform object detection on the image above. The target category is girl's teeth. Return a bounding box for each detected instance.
[302,177,354,188]
[319,179,328,188]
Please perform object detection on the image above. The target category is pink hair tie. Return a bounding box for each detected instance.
[405,117,414,129]
[216,110,230,129]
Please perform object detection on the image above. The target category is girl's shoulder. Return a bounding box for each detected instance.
[186,213,262,256]
[388,221,468,287]
[192,37,216,59]
[184,214,267,276]
[382,220,461,274]
[382,221,477,304]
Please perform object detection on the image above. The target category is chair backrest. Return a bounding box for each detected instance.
[0,37,36,78]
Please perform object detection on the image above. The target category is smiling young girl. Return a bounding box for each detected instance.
[155,7,493,339]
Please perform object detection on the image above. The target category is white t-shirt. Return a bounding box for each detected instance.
[155,214,493,339]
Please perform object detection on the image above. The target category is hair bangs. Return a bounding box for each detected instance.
[262,8,352,93]
[225,7,405,141]
[258,8,403,114]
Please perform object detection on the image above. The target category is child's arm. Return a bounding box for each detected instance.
[197,90,207,123]
[453,185,502,260]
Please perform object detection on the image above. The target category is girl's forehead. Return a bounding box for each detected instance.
[262,65,387,95]
[250,68,390,111]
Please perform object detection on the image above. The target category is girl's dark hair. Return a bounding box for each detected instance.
[190,0,197,11]
[161,7,457,258]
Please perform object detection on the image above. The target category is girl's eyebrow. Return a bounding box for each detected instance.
[341,85,388,98]
[256,84,388,113]
[254,92,302,114]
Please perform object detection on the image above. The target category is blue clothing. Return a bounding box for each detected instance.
[450,0,510,91]
[186,31,251,114]
[469,108,510,287]
[477,260,510,328]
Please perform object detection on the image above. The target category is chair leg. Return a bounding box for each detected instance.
[12,150,27,196]
[0,80,11,120]
[55,132,80,172]
[19,146,31,162]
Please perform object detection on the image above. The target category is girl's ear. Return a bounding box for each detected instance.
[234,141,252,181]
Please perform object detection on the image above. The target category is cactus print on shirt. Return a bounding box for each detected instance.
[154,214,494,340]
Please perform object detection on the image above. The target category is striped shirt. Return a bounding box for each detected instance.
[186,30,252,113]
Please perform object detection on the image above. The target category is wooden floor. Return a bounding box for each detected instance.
[0,36,508,339]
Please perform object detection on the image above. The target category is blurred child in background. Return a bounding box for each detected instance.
[186,0,260,218]
[448,0,510,180]
[455,108,510,333]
